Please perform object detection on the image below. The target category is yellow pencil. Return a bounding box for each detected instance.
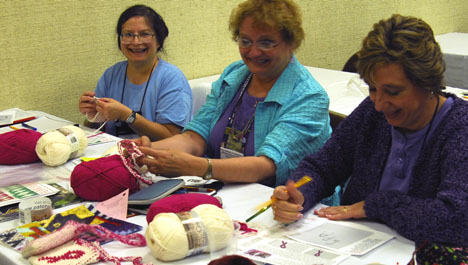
[9,125,20,130]
[245,176,312,222]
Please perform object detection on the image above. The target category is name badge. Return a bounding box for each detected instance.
[220,147,244,159]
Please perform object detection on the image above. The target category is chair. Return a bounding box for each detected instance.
[342,53,359,73]
[329,110,346,131]
[188,75,220,116]
[321,111,348,206]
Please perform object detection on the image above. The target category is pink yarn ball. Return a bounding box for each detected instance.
[70,155,139,201]
[146,193,223,223]
[0,129,42,165]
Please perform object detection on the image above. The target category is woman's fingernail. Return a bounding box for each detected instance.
[297,213,303,219]
[299,206,304,211]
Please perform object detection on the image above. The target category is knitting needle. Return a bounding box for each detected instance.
[245,176,312,223]
[21,123,37,131]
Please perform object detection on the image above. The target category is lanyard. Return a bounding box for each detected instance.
[221,73,257,152]
[227,73,253,128]
[113,61,156,136]
[120,61,156,113]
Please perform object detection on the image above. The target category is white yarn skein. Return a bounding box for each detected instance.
[35,125,88,166]
[145,204,234,261]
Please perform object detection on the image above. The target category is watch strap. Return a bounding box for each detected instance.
[125,111,137,125]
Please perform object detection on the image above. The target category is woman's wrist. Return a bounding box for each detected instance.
[202,158,213,180]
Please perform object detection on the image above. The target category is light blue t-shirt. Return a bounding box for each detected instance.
[95,59,193,136]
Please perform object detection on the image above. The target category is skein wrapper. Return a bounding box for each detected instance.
[146,204,233,261]
[146,193,223,223]
[35,125,87,166]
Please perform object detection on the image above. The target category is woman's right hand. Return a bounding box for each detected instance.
[79,91,97,116]
[272,180,305,223]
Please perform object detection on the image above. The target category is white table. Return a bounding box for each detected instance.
[188,66,367,118]
[0,125,415,264]
[436,32,468,89]
[0,182,415,265]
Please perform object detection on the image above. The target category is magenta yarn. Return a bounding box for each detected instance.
[146,193,223,223]
[70,155,139,201]
[0,129,42,165]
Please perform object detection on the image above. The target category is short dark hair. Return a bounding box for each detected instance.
[357,14,445,94]
[116,5,169,53]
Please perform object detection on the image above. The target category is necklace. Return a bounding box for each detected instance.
[120,60,157,113]
[421,95,440,149]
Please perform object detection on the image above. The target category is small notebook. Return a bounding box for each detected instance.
[127,179,184,205]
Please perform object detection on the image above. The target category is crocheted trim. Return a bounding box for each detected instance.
[22,220,146,258]
[26,220,149,265]
[30,238,149,265]
[117,140,152,186]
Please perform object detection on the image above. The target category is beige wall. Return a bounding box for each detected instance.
[1,0,467,123]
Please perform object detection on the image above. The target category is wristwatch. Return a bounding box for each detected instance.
[125,111,137,125]
[203,158,213,180]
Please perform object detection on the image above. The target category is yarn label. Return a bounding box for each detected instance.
[57,127,79,158]
[176,211,208,257]
[18,196,53,225]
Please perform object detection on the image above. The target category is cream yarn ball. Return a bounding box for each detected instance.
[35,125,88,166]
[145,204,234,261]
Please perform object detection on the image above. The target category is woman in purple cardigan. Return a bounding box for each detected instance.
[272,14,468,250]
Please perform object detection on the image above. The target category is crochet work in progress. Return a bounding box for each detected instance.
[23,220,149,265]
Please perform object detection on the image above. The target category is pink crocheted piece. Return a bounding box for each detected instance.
[117,140,152,185]
[237,222,258,235]
[29,238,149,265]
[24,220,149,265]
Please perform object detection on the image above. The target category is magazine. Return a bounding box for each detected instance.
[0,183,59,208]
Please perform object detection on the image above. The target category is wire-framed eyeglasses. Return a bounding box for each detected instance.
[236,37,281,51]
[120,32,155,44]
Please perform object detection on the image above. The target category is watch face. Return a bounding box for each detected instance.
[126,112,136,124]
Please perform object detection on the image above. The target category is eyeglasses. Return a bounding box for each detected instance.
[120,32,155,44]
[236,37,281,51]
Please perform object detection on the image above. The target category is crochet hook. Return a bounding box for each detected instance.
[245,175,312,223]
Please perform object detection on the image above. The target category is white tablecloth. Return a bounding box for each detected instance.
[436,32,468,89]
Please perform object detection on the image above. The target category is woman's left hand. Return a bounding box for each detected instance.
[314,201,367,220]
[95,97,131,121]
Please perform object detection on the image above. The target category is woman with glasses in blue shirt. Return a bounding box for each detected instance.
[137,0,331,187]
[78,5,192,140]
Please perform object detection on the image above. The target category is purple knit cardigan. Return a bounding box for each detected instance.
[293,94,468,245]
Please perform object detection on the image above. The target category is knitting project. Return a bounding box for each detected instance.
[28,238,149,265]
[117,140,152,186]
[24,220,149,265]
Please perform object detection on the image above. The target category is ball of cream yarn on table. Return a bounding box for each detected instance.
[35,125,88,166]
[145,204,234,261]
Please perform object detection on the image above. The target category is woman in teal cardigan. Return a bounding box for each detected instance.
[137,0,331,186]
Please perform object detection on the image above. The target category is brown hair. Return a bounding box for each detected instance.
[229,0,304,48]
[357,14,445,94]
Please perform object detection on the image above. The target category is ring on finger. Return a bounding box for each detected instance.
[343,206,348,213]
